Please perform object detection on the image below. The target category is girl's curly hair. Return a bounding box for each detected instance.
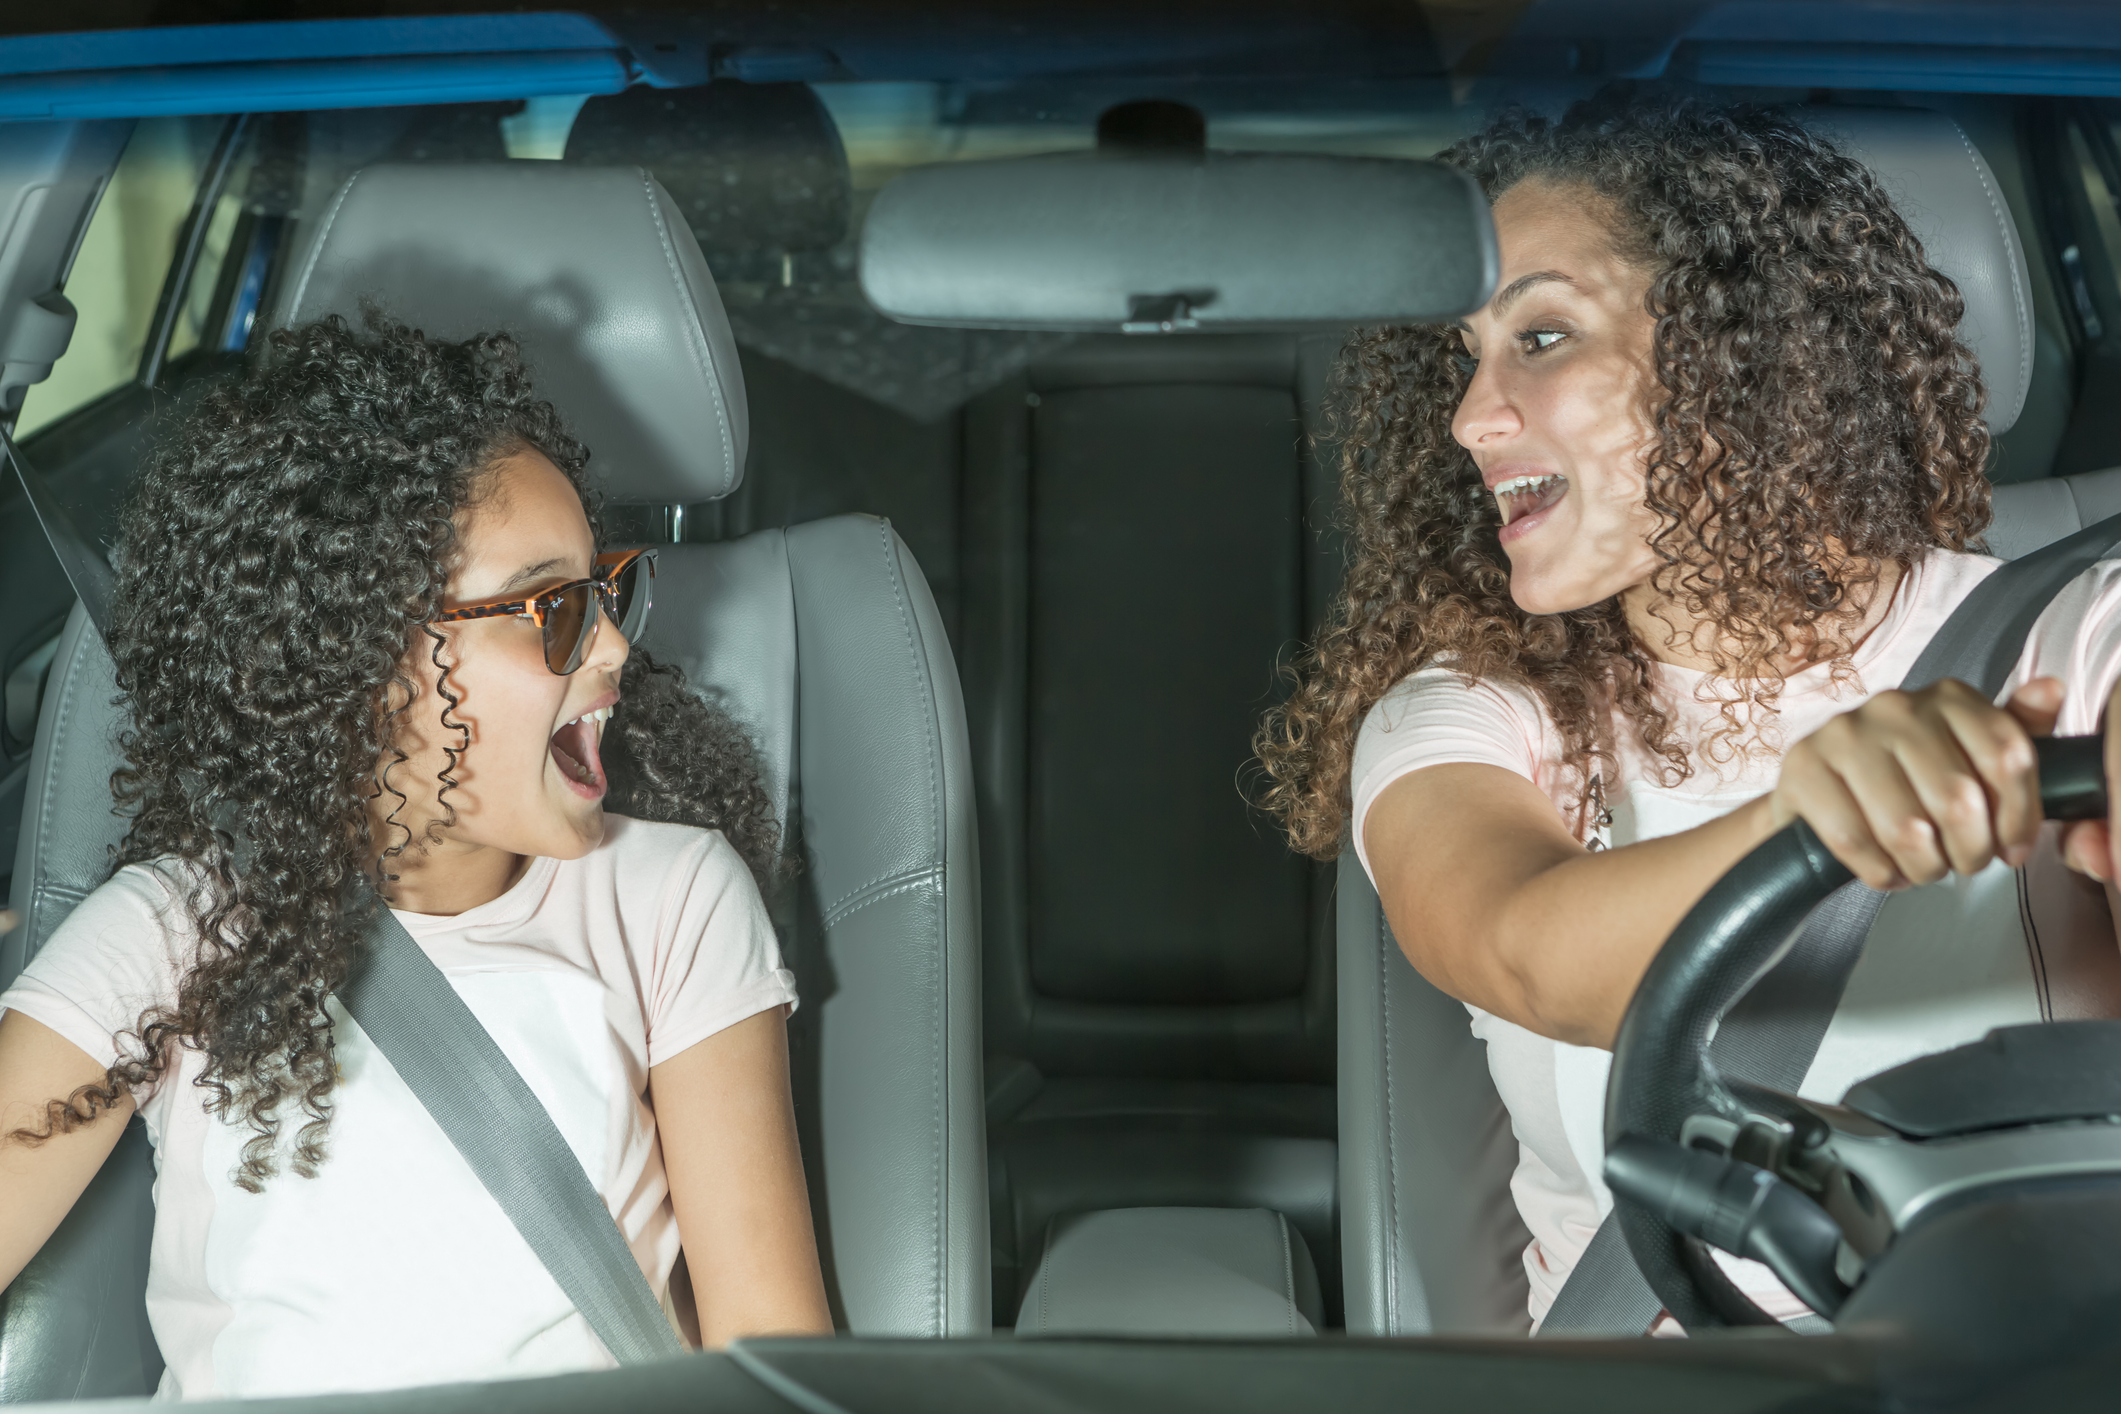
[20,314,778,1189]
[1258,92,1993,858]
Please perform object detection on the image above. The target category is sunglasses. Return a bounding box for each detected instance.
[434,548,656,675]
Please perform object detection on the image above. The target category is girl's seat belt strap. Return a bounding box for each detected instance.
[340,900,688,1365]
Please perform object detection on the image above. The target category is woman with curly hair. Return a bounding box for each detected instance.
[1258,93,2121,1327]
[0,315,830,1396]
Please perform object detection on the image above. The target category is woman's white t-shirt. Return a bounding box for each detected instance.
[0,814,796,1401]
[1350,550,2121,1327]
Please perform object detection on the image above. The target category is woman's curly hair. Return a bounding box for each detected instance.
[1257,92,1994,858]
[19,314,778,1189]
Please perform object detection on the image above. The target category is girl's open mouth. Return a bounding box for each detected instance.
[1494,473,1568,540]
[549,704,613,800]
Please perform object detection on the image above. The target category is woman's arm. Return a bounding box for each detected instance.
[1369,678,2064,1050]
[1367,763,1779,1047]
[0,1010,132,1293]
[650,1006,830,1348]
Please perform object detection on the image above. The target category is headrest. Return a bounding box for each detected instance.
[1807,107,2035,435]
[564,82,850,260]
[274,162,746,504]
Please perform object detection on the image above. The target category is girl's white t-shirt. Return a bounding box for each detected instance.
[0,814,796,1401]
[1350,550,2121,1328]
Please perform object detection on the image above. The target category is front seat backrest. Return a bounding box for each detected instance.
[1335,105,2038,1338]
[1,161,983,1402]
[278,163,984,1338]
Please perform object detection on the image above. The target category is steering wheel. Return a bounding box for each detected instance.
[1601,733,2111,1330]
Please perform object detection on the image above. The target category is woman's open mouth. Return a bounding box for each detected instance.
[1494,473,1569,541]
[549,704,613,800]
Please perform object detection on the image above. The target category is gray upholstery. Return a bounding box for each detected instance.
[775,517,987,1334]
[1988,466,2121,561]
[1015,1207,1322,1338]
[1335,855,1531,1336]
[1809,108,2035,436]
[1,160,987,1401]
[275,162,747,503]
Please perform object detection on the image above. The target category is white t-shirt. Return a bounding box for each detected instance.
[1350,550,2121,1327]
[0,815,796,1401]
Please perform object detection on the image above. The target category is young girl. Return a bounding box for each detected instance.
[1260,94,2121,1329]
[0,316,831,1398]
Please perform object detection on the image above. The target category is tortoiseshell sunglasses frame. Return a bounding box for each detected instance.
[433,548,656,675]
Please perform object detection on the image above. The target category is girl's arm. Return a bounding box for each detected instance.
[0,1010,132,1293]
[650,1006,830,1347]
[1368,678,2064,1050]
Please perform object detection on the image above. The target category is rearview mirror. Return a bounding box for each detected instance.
[859,146,1497,333]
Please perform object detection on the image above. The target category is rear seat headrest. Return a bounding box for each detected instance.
[274,162,747,504]
[1806,107,2035,436]
[563,82,851,260]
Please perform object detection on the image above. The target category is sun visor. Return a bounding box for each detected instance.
[859,150,1497,334]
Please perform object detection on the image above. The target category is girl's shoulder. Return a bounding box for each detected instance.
[46,859,204,952]
[566,815,766,943]
[3,860,207,1072]
[586,814,747,886]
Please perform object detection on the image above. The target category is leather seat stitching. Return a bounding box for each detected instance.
[820,870,941,929]
[821,863,942,925]
[634,171,736,495]
[1378,889,1403,1333]
[866,518,949,1331]
[282,170,361,320]
[1278,1212,1297,1335]
[28,626,90,960]
[1954,126,2032,406]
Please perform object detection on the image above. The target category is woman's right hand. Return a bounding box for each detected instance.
[1766,676,2065,891]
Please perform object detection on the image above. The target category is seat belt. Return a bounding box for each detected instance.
[342,902,686,1364]
[5,427,686,1365]
[1541,511,2121,1336]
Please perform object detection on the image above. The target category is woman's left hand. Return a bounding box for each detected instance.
[2057,677,2121,882]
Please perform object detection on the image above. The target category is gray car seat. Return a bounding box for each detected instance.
[1336,107,2045,1336]
[0,158,985,1401]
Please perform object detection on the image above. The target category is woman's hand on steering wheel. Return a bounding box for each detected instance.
[1767,677,2065,891]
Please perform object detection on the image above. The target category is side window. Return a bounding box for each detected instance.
[157,114,304,377]
[15,116,226,438]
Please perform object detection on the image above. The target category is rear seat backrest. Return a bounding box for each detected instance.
[962,333,1352,1320]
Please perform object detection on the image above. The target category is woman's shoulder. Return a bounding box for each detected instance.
[1351,663,1555,805]
[1359,662,1548,745]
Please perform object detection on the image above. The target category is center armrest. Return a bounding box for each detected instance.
[1015,1206,1323,1337]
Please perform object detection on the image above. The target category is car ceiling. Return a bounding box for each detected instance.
[2,2,2121,121]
